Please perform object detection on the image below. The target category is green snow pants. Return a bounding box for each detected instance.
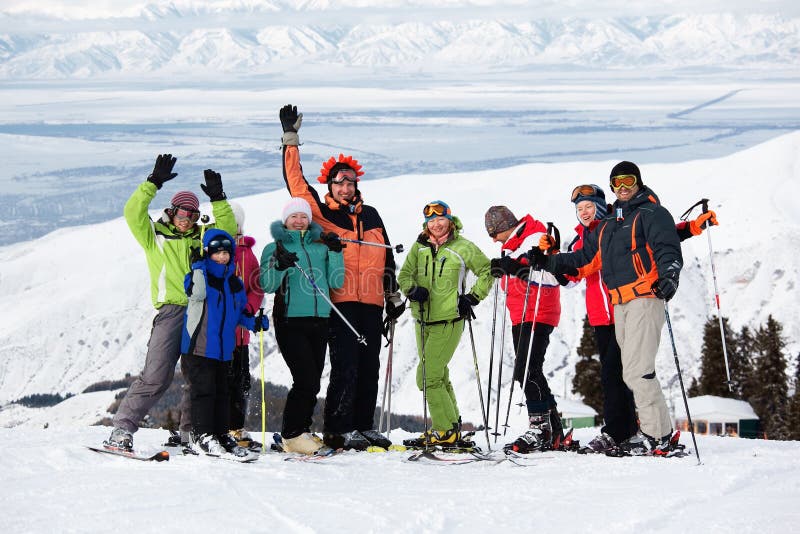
[415,319,465,432]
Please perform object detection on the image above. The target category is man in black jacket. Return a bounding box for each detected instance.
[531,161,683,456]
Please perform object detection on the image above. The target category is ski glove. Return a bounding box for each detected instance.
[539,234,557,252]
[406,286,429,303]
[457,294,479,320]
[384,292,406,320]
[147,154,178,189]
[321,232,344,252]
[273,242,299,271]
[490,255,526,279]
[200,169,226,201]
[689,210,718,236]
[280,104,303,146]
[527,246,551,271]
[651,271,679,301]
[253,311,270,332]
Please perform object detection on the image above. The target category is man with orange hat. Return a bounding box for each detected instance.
[278,105,403,451]
[106,154,235,452]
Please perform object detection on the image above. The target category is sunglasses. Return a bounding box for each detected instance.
[423,203,451,218]
[610,174,637,190]
[571,184,601,202]
[207,238,232,253]
[172,206,200,223]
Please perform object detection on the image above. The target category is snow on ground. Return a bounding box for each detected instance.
[0,425,798,533]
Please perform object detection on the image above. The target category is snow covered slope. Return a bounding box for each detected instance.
[0,425,798,533]
[1,131,798,428]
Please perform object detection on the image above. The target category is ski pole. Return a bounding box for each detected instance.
[680,199,733,391]
[664,302,701,465]
[493,283,509,442]
[466,314,492,451]
[419,302,431,450]
[518,222,559,408]
[379,319,396,434]
[336,236,404,254]
[485,281,499,431]
[387,320,394,436]
[291,260,367,345]
[199,214,210,257]
[258,308,266,454]
[502,261,535,436]
[701,200,733,392]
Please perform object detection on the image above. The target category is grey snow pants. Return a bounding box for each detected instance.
[614,297,672,440]
[112,304,191,433]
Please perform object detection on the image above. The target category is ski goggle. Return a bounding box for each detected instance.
[610,174,638,190]
[206,238,233,253]
[571,184,601,202]
[423,202,451,218]
[172,206,200,223]
[330,171,358,185]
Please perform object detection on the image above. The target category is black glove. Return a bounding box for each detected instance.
[147,154,178,190]
[279,104,303,133]
[651,271,679,301]
[406,286,429,303]
[384,293,406,320]
[527,246,550,271]
[490,255,526,278]
[321,232,343,252]
[280,105,303,146]
[200,169,226,201]
[458,294,479,320]
[273,242,299,271]
[254,310,270,332]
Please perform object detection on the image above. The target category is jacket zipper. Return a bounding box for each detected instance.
[300,238,318,316]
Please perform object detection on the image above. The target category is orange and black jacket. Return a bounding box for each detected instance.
[551,186,682,305]
[282,145,398,307]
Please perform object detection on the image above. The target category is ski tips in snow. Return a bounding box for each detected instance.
[87,445,170,462]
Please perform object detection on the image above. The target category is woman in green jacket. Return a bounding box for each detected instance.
[260,198,344,454]
[398,200,493,446]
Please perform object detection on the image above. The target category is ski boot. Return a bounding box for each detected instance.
[105,427,134,452]
[504,412,552,454]
[217,433,252,458]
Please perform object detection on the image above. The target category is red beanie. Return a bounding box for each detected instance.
[170,191,199,211]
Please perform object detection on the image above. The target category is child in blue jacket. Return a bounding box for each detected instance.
[181,228,268,457]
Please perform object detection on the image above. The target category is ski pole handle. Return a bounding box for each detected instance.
[546,222,560,254]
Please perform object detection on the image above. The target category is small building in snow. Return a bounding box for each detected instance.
[554,396,598,429]
[674,395,759,438]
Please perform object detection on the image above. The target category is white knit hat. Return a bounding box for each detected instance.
[282,197,312,224]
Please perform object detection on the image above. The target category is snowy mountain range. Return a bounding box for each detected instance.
[2,131,798,429]
[1,2,799,80]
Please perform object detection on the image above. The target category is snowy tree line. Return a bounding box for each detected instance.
[572,314,800,440]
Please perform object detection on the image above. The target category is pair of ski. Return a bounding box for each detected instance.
[603,431,691,458]
[87,445,170,462]
[406,448,546,466]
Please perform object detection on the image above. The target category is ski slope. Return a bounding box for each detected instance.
[0,425,797,532]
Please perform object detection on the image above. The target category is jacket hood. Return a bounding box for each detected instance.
[270,220,324,243]
[203,228,236,256]
[237,235,256,248]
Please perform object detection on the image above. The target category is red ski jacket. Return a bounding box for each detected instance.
[499,214,561,327]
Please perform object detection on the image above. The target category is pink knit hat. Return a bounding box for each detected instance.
[170,191,199,211]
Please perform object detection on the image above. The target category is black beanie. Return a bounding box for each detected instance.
[610,161,643,188]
